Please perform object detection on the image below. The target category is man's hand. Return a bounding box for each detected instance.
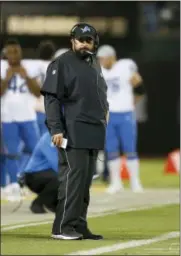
[16,66,28,79]
[5,67,15,82]
[134,95,143,105]
[130,72,143,88]
[52,133,63,147]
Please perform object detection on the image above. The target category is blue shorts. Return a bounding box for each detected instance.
[106,111,137,155]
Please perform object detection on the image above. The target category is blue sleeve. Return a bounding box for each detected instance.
[41,133,58,172]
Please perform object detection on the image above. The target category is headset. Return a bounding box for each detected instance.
[70,23,99,52]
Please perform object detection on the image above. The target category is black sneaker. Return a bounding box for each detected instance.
[76,226,103,240]
[82,230,103,240]
[51,228,83,240]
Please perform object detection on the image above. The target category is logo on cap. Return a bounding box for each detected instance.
[81,26,91,33]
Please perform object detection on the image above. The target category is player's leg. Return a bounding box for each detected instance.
[36,112,47,136]
[120,112,143,192]
[35,171,59,213]
[106,113,124,194]
[25,170,59,214]
[19,120,40,171]
[0,155,7,199]
[1,122,22,200]
[39,179,59,213]
[0,130,7,189]
[25,172,46,213]
[1,122,21,184]
[0,154,7,195]
[18,141,27,175]
[102,151,109,182]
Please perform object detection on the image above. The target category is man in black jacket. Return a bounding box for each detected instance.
[41,23,109,240]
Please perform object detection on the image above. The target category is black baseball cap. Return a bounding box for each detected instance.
[71,24,97,41]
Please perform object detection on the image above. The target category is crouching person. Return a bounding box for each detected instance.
[18,132,59,214]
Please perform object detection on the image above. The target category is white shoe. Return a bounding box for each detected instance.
[93,174,100,180]
[131,184,144,193]
[5,183,22,202]
[1,187,7,199]
[4,184,13,194]
[106,184,124,194]
[23,186,31,196]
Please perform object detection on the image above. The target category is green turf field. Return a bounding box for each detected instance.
[93,158,179,190]
[1,159,180,255]
[1,204,179,255]
[138,159,179,188]
[110,237,180,255]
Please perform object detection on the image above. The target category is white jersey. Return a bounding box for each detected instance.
[1,59,43,122]
[33,60,50,113]
[102,59,138,112]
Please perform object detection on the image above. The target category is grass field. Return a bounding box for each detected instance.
[1,159,180,255]
[1,205,179,255]
[93,158,179,190]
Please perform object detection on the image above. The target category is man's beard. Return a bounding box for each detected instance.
[9,60,21,66]
[75,48,93,59]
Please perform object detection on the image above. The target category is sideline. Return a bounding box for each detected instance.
[67,232,180,255]
[1,203,178,231]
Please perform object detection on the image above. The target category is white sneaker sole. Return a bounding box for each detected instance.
[106,187,124,195]
[93,174,100,180]
[51,234,82,240]
[6,195,22,202]
[132,187,144,193]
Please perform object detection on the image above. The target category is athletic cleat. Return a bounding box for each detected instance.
[5,183,22,202]
[93,174,100,180]
[131,179,143,192]
[106,184,124,194]
[1,187,7,200]
[132,185,144,193]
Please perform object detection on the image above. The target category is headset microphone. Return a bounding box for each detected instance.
[85,50,94,55]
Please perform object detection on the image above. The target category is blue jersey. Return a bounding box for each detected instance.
[24,132,58,173]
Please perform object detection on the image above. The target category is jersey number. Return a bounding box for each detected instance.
[8,76,28,93]
[107,79,120,93]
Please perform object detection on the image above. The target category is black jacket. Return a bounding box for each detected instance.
[41,50,109,149]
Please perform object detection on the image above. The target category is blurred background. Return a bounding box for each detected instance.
[1,3,180,253]
[1,1,179,156]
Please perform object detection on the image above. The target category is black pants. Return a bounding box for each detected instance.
[25,169,59,211]
[52,148,98,234]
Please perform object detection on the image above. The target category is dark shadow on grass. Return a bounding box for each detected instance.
[2,232,155,241]
[2,233,49,240]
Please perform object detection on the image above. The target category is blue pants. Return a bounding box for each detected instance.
[36,112,47,136]
[2,121,40,183]
[0,155,7,187]
[0,127,8,187]
[106,112,137,160]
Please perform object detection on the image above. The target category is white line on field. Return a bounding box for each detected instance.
[67,232,180,255]
[1,202,178,231]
